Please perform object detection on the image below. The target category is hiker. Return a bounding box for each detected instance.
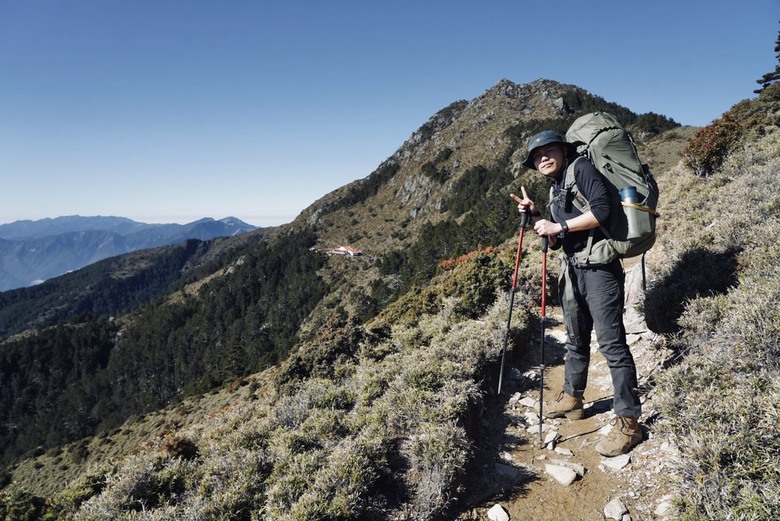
[512,130,642,456]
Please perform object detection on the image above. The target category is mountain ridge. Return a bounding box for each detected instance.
[293,78,649,258]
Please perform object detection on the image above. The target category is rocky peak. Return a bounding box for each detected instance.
[482,78,575,103]
[297,78,600,247]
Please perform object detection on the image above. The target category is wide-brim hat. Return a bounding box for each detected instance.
[521,130,577,169]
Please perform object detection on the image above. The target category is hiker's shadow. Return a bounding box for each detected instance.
[645,246,740,335]
[640,246,740,424]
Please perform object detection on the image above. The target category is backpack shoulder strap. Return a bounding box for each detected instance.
[564,156,611,265]
[565,156,590,214]
[547,156,590,221]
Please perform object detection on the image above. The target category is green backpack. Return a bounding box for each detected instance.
[554,111,659,266]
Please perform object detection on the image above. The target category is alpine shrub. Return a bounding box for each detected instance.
[682,114,742,177]
[682,82,780,177]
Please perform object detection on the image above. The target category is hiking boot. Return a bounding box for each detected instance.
[543,391,584,420]
[595,416,643,457]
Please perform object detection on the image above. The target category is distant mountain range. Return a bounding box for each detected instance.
[0,215,258,291]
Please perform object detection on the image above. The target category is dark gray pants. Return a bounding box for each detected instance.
[558,258,641,418]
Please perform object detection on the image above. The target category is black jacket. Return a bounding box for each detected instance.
[549,157,611,258]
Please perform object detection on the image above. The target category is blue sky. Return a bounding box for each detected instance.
[1,1,777,226]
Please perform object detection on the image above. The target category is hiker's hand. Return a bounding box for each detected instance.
[534,219,560,237]
[510,187,537,215]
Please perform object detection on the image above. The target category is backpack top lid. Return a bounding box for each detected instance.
[567,112,637,164]
[566,112,624,148]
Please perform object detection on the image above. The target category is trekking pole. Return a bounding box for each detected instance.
[497,211,529,395]
[538,235,548,447]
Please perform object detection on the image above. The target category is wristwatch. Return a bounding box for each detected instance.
[559,221,569,236]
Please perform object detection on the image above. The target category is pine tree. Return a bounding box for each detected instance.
[755,22,780,93]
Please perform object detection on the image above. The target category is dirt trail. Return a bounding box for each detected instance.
[460,264,680,521]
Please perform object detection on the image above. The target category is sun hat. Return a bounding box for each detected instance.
[521,130,576,169]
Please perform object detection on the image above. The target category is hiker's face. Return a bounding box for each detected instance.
[532,144,566,178]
